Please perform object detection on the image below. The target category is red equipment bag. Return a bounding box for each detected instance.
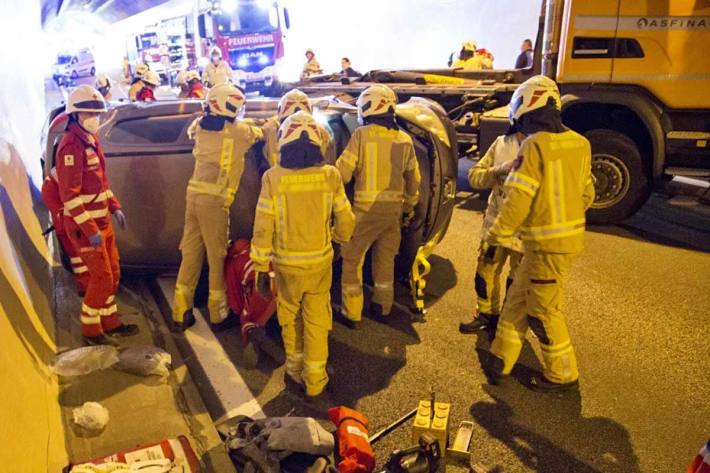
[328,406,375,473]
[689,439,710,473]
[65,436,200,472]
[225,239,277,343]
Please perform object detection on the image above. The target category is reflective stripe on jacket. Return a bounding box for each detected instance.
[335,123,420,212]
[56,122,121,238]
[262,116,334,168]
[251,164,355,272]
[468,134,523,252]
[489,130,595,254]
[187,119,263,207]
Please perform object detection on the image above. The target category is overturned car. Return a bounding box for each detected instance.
[43,97,458,310]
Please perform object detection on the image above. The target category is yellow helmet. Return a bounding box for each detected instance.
[462,41,477,52]
[278,111,323,149]
[143,70,161,86]
[508,75,561,124]
[134,63,149,78]
[277,89,312,122]
[207,82,246,120]
[356,84,397,119]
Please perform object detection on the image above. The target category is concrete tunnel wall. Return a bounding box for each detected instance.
[0,1,68,471]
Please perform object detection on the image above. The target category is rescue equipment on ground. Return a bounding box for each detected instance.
[380,434,442,473]
[328,406,375,473]
[114,345,172,378]
[446,421,474,462]
[51,345,119,376]
[688,439,710,473]
[411,390,450,457]
[224,239,277,345]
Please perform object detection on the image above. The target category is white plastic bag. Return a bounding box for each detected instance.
[73,401,110,431]
[114,345,171,377]
[52,346,119,376]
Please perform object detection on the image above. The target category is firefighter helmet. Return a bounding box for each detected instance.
[461,41,477,53]
[207,82,246,119]
[508,74,561,124]
[134,63,149,78]
[278,111,323,149]
[210,47,222,59]
[143,71,161,86]
[356,84,397,119]
[66,85,107,114]
[277,89,312,122]
[95,73,111,96]
[176,70,189,85]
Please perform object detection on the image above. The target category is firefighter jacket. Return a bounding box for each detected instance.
[336,123,421,212]
[261,116,334,167]
[251,164,355,273]
[187,118,264,208]
[56,122,121,239]
[128,79,143,100]
[488,130,595,254]
[301,58,322,79]
[468,134,523,253]
[136,87,155,102]
[452,54,490,70]
[41,168,64,232]
[189,82,206,99]
[202,60,232,86]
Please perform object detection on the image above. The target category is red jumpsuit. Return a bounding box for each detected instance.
[56,122,122,338]
[189,82,206,99]
[41,168,90,294]
[136,87,156,102]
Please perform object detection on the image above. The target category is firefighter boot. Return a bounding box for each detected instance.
[529,375,579,393]
[370,302,389,324]
[459,313,499,334]
[105,323,139,337]
[172,310,196,332]
[84,333,119,346]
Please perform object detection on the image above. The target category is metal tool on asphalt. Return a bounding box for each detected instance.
[369,407,419,445]
[380,434,442,473]
[446,421,474,461]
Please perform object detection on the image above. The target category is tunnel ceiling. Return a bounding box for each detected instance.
[42,0,172,27]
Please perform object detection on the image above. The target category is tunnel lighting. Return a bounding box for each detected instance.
[222,0,238,13]
[257,0,273,9]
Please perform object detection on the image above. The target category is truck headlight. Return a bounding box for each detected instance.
[237,56,249,68]
[257,54,269,65]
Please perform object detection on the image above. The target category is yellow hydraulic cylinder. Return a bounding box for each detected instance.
[411,399,451,456]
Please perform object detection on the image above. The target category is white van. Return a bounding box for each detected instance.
[53,49,95,84]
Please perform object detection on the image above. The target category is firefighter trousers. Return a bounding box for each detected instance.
[57,230,90,295]
[490,251,579,383]
[341,207,401,321]
[65,219,121,337]
[475,242,522,315]
[174,199,229,324]
[275,264,333,397]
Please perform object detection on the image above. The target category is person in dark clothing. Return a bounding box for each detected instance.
[515,39,534,69]
[340,57,361,77]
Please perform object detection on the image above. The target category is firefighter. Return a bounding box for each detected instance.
[251,111,355,400]
[459,131,523,335]
[136,71,160,102]
[451,41,491,70]
[56,85,137,345]
[300,48,322,80]
[95,74,111,100]
[202,47,232,87]
[173,83,263,332]
[483,75,595,392]
[336,84,421,328]
[176,70,206,99]
[41,168,90,295]
[261,89,333,167]
[128,63,149,101]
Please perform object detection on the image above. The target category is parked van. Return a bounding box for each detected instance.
[52,48,95,85]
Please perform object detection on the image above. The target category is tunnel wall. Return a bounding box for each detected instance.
[0,1,68,471]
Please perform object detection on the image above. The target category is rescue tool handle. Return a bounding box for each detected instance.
[368,407,419,445]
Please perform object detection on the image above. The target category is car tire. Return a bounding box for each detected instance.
[90,67,96,76]
[71,70,78,80]
[585,128,651,225]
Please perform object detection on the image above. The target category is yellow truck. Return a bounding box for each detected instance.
[545,0,710,222]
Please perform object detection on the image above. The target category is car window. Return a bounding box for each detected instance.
[106,115,192,145]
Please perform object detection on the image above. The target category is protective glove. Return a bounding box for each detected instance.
[113,209,127,230]
[88,232,103,248]
[402,210,415,227]
[255,271,272,299]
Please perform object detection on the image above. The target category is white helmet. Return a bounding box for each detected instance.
[95,73,110,89]
[508,74,561,124]
[135,63,149,78]
[186,70,200,83]
[462,41,477,53]
[176,70,188,86]
[207,83,246,119]
[210,47,222,59]
[356,84,397,119]
[66,85,107,114]
[278,111,324,149]
[143,70,161,86]
[277,89,312,122]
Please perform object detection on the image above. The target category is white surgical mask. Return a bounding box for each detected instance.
[81,116,100,134]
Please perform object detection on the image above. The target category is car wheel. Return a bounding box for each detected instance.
[90,67,96,76]
[585,128,651,225]
[71,70,78,80]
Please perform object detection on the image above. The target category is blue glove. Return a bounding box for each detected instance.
[113,209,127,230]
[88,232,103,248]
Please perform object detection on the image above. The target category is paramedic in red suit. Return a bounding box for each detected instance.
[41,167,90,295]
[56,85,138,345]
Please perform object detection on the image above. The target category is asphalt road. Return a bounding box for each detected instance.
[206,184,709,473]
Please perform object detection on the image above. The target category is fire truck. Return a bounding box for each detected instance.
[195,0,290,91]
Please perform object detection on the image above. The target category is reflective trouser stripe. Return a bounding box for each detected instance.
[173,283,195,323]
[285,352,304,380]
[73,265,88,274]
[80,315,101,325]
[208,289,228,324]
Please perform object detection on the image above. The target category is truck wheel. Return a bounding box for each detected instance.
[71,70,78,80]
[584,129,651,225]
